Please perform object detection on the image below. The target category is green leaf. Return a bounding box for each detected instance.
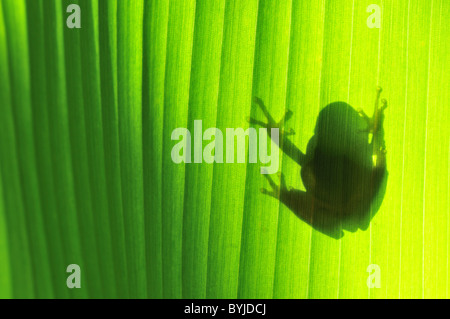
[0,0,449,299]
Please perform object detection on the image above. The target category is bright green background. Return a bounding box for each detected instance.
[0,0,449,299]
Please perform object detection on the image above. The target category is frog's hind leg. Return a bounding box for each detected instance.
[260,172,288,199]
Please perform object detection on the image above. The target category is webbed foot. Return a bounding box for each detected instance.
[261,172,288,199]
[247,97,295,136]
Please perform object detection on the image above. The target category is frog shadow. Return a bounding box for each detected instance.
[270,102,388,239]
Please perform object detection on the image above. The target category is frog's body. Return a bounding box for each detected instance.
[248,87,388,238]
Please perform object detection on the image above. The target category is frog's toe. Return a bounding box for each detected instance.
[263,173,277,189]
[281,128,295,136]
[276,109,294,128]
[253,96,263,105]
[283,109,293,122]
[357,107,371,122]
[278,110,294,124]
[277,172,287,190]
[253,96,277,125]
[261,187,278,198]
[381,98,388,111]
[247,116,267,127]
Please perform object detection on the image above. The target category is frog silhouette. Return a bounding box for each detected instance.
[248,87,388,239]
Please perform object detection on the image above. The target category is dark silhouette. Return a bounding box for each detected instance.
[248,87,388,239]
